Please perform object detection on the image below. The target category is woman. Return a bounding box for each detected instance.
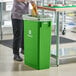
[11,0,29,61]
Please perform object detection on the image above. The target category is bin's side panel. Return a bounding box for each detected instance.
[24,20,39,69]
[39,21,52,69]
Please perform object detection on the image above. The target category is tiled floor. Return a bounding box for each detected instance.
[0,44,76,76]
[0,30,76,76]
[1,43,76,76]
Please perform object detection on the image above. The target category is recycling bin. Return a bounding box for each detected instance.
[23,15,52,70]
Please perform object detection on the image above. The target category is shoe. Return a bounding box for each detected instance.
[14,54,23,61]
[21,50,24,54]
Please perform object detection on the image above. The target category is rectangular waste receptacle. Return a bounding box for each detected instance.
[23,15,52,70]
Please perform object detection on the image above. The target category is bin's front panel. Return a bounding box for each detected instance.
[24,20,39,69]
[39,21,51,69]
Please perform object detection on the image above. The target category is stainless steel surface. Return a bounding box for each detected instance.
[52,47,76,58]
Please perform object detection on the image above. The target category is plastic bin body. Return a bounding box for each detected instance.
[24,17,52,70]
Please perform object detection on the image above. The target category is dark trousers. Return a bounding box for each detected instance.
[11,19,24,55]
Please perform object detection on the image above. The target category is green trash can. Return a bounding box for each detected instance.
[23,15,52,70]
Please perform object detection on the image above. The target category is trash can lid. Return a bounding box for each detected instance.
[23,14,51,21]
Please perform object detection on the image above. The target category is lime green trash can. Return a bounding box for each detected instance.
[23,15,52,70]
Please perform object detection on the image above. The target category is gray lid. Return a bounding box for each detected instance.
[23,14,51,21]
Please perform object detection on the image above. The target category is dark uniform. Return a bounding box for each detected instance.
[11,0,29,61]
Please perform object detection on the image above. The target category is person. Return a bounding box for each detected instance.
[11,0,29,61]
